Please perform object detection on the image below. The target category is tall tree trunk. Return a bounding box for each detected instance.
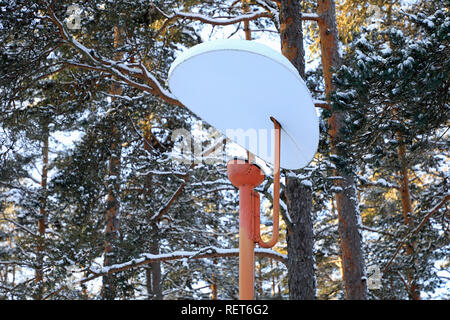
[101,26,123,300]
[386,0,418,295]
[146,222,162,299]
[256,258,263,298]
[210,273,218,300]
[396,132,420,300]
[317,0,368,299]
[102,122,121,300]
[279,0,316,300]
[35,125,49,300]
[142,115,163,300]
[271,259,275,296]
[279,0,305,79]
[286,179,316,299]
[242,0,252,41]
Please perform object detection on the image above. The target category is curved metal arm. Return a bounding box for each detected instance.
[257,117,281,248]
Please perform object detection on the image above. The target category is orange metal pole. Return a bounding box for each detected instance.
[227,159,264,300]
[239,185,255,300]
[227,117,282,299]
[257,117,281,248]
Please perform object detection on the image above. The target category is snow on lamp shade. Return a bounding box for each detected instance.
[168,39,319,170]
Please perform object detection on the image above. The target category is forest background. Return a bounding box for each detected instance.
[0,0,448,300]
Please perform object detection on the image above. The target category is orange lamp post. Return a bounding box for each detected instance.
[227,118,281,299]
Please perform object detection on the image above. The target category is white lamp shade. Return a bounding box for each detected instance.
[168,39,319,170]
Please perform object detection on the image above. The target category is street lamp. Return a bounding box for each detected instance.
[168,39,318,299]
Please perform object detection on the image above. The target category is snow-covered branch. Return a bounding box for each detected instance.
[313,99,330,110]
[150,180,188,221]
[79,246,286,285]
[412,194,449,234]
[171,10,272,25]
[302,13,321,22]
[359,225,396,237]
[102,92,148,102]
[137,170,189,178]
[152,4,273,38]
[46,5,183,108]
[358,176,400,190]
[149,138,227,221]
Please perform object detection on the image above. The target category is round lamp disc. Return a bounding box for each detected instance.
[168,39,319,170]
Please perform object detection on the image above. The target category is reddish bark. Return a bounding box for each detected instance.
[242,0,252,41]
[101,26,123,300]
[35,127,49,299]
[317,0,368,299]
[396,131,420,300]
[279,0,315,300]
[280,0,305,78]
[142,115,163,300]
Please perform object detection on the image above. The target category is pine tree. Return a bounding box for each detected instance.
[317,0,369,300]
[333,3,449,299]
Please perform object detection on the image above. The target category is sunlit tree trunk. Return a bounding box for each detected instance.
[242,0,252,41]
[141,114,163,300]
[101,26,123,300]
[317,0,367,299]
[396,131,420,300]
[210,273,218,300]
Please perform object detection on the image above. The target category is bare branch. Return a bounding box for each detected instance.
[150,179,188,221]
[1,218,38,237]
[413,194,449,234]
[149,137,226,221]
[383,194,449,275]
